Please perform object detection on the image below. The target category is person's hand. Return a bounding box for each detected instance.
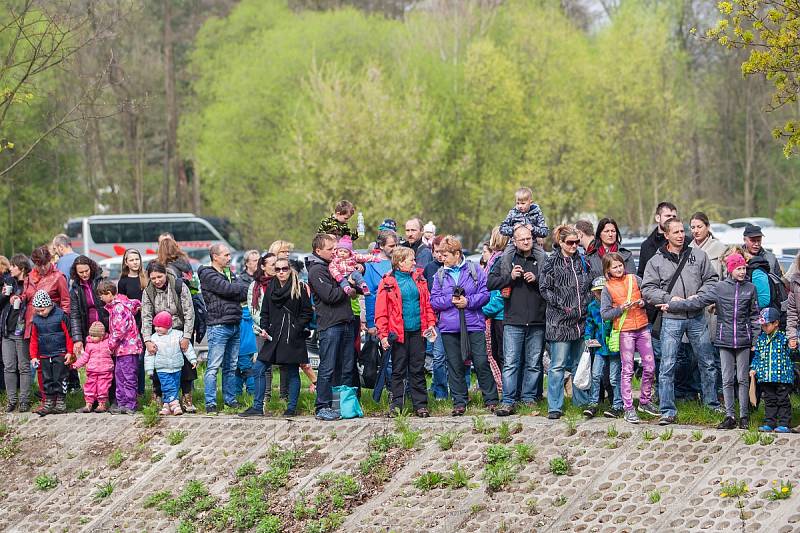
[423,326,437,342]
[65,353,76,365]
[749,369,756,377]
[9,295,20,305]
[523,271,536,283]
[259,331,269,339]
[670,296,683,302]
[191,362,198,369]
[309,382,316,393]
[146,341,158,355]
[622,300,634,310]
[636,299,645,308]
[180,338,190,352]
[73,342,84,357]
[789,338,798,350]
[452,296,467,309]
[688,294,699,300]
[361,321,367,333]
[380,337,390,350]
[30,358,40,369]
[511,265,523,280]
[656,303,670,312]
[586,339,601,348]
[367,327,377,337]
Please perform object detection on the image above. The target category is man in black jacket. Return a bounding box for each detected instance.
[307,233,356,421]
[637,202,678,278]
[487,226,547,416]
[198,244,248,413]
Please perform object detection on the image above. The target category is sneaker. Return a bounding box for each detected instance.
[35,399,55,417]
[120,407,136,415]
[5,402,16,413]
[603,408,622,419]
[717,416,736,430]
[169,400,183,416]
[182,393,197,414]
[18,403,29,413]
[637,402,660,417]
[496,404,515,417]
[205,405,218,415]
[451,405,466,417]
[583,405,598,418]
[548,411,561,420]
[95,402,108,413]
[415,408,430,418]
[623,409,640,424]
[239,407,264,417]
[758,425,774,432]
[76,404,93,414]
[658,415,676,426]
[52,396,66,414]
[315,408,341,421]
[739,417,750,430]
[775,426,791,433]
[283,409,296,417]
[159,403,171,416]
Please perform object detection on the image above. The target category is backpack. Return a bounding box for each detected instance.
[435,260,479,287]
[145,274,208,343]
[766,271,789,327]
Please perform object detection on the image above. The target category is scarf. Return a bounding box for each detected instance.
[586,240,618,257]
[269,277,294,307]
[252,275,273,310]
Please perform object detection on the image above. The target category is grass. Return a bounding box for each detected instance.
[742,429,760,445]
[436,430,461,451]
[648,489,662,504]
[486,445,512,465]
[606,424,619,438]
[167,430,189,446]
[107,449,126,469]
[549,453,571,476]
[553,495,567,507]
[659,428,674,441]
[483,461,516,492]
[720,480,749,498]
[513,443,536,464]
[691,430,703,442]
[94,482,115,500]
[34,473,58,491]
[642,429,656,441]
[141,404,160,427]
[766,480,793,501]
[759,433,775,446]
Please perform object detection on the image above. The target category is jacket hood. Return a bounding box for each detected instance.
[170,259,192,275]
[107,293,141,314]
[305,254,328,269]
[747,255,770,273]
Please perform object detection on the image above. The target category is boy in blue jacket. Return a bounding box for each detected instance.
[751,308,797,433]
[583,277,622,419]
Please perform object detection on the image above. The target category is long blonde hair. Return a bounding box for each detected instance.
[276,258,302,300]
[121,248,147,289]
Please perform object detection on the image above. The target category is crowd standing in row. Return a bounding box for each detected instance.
[0,193,799,432]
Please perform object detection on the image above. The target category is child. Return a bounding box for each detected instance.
[600,253,657,424]
[318,200,359,241]
[146,311,198,416]
[751,307,796,433]
[498,187,548,252]
[98,280,142,415]
[29,290,73,416]
[72,321,114,413]
[583,276,622,419]
[422,221,436,247]
[665,254,760,429]
[329,235,380,296]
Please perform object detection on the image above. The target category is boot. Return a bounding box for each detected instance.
[52,395,67,414]
[159,403,171,416]
[169,400,183,416]
[95,400,108,413]
[181,393,196,414]
[77,402,93,414]
[35,397,55,417]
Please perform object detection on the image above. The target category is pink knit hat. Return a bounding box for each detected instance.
[153,311,173,329]
[336,235,353,252]
[725,253,746,274]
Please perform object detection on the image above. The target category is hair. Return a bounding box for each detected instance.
[334,200,355,215]
[553,224,578,244]
[390,247,415,270]
[594,217,622,245]
[431,234,446,249]
[690,212,710,228]
[602,252,626,278]
[655,202,678,215]
[723,245,747,262]
[70,255,100,283]
[405,218,423,231]
[9,254,32,276]
[255,253,276,283]
[275,257,302,300]
[146,261,168,276]
[121,248,147,290]
[157,237,188,266]
[376,230,398,249]
[489,226,509,252]
[30,245,51,268]
[312,233,336,252]
[209,243,228,259]
[515,187,533,200]
[52,234,71,249]
[439,235,463,255]
[268,240,295,256]
[158,232,174,241]
[0,256,10,274]
[97,280,117,295]
[575,219,594,237]
[244,249,260,262]
[663,218,683,234]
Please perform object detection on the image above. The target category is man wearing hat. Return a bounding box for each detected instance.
[743,224,783,276]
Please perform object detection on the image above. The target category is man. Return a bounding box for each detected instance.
[198,244,248,413]
[306,233,357,421]
[743,224,783,276]
[403,218,433,269]
[637,202,678,278]
[575,220,595,253]
[487,225,547,415]
[238,249,260,284]
[52,234,79,279]
[642,218,719,425]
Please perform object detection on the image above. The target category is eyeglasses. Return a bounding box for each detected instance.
[275,266,291,272]
[564,240,580,246]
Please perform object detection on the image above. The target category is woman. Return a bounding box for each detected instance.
[248,253,280,400]
[268,240,294,260]
[689,212,727,280]
[375,247,437,417]
[430,235,499,416]
[540,225,593,419]
[483,227,509,373]
[141,262,196,411]
[585,218,635,279]
[69,256,109,357]
[788,252,800,352]
[241,257,313,417]
[1,255,32,411]
[117,248,147,394]
[157,237,193,282]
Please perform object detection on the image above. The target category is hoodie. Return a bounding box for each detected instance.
[105,294,143,356]
[306,253,353,331]
[73,335,114,374]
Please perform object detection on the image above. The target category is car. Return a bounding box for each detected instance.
[727,217,776,229]
[98,254,159,281]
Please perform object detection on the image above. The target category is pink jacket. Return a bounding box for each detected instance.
[73,336,114,374]
[329,252,380,283]
[105,294,143,356]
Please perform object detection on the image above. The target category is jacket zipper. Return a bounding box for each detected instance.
[733,282,739,349]
[568,255,581,336]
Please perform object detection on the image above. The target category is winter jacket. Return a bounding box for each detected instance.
[30,307,73,358]
[73,335,114,374]
[423,260,443,292]
[585,299,615,356]
[329,251,380,282]
[146,329,198,374]
[105,294,143,357]
[637,226,667,278]
[406,240,433,269]
[751,330,795,384]
[197,265,248,326]
[482,290,504,320]
[364,259,392,328]
[499,205,548,239]
[690,236,727,281]
[318,214,359,241]
[430,259,489,334]
[666,277,760,349]
[141,275,195,342]
[788,272,800,340]
[641,245,718,320]
[747,256,774,309]
[0,276,25,338]
[21,265,70,339]
[69,276,109,343]
[306,253,352,331]
[586,246,636,280]
[539,249,592,342]
[600,275,649,332]
[752,248,783,277]
[258,277,314,365]
[486,248,547,327]
[375,269,436,344]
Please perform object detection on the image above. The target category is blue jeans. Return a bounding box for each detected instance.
[316,323,354,412]
[284,364,301,412]
[157,370,181,404]
[659,316,719,417]
[501,325,545,405]
[204,324,241,407]
[235,351,255,396]
[590,354,622,410]
[547,339,588,413]
[429,327,449,399]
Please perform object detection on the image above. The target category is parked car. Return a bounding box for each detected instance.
[728,217,776,229]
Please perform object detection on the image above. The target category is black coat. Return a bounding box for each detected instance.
[69,276,109,343]
[305,254,352,331]
[258,278,313,365]
[637,226,667,278]
[197,265,248,326]
[486,248,547,327]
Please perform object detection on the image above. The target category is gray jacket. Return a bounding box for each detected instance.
[641,246,719,320]
[586,247,636,280]
[788,272,800,340]
[141,279,195,342]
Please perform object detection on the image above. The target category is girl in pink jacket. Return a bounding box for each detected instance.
[73,321,114,413]
[99,281,142,414]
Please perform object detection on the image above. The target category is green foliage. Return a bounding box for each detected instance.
[720,480,749,498]
[413,463,472,491]
[607,424,619,438]
[369,433,399,453]
[691,430,704,442]
[649,489,661,504]
[742,429,760,445]
[767,480,793,501]
[107,449,126,469]
[141,404,160,428]
[168,430,189,446]
[486,445,512,465]
[236,462,258,478]
[760,433,775,446]
[483,461,516,492]
[94,482,115,500]
[413,471,447,491]
[0,437,22,459]
[659,428,674,441]
[358,451,385,476]
[549,454,572,476]
[436,430,461,451]
[143,490,173,509]
[34,473,58,491]
[513,443,536,464]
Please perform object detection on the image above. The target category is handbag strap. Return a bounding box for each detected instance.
[615,274,634,332]
[666,248,692,294]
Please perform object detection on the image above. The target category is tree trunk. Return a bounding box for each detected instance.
[163,0,178,212]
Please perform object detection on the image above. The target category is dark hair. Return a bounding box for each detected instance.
[656,202,678,215]
[97,280,117,295]
[575,219,594,237]
[30,245,51,267]
[312,233,336,253]
[9,254,32,276]
[70,255,100,283]
[663,217,684,233]
[254,253,276,283]
[334,200,355,215]
[146,261,168,276]
[431,234,445,248]
[690,212,710,227]
[376,230,398,249]
[594,218,622,245]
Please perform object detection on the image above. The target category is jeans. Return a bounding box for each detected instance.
[40,355,67,398]
[659,316,719,418]
[675,343,701,400]
[501,325,545,405]
[284,364,301,412]
[315,322,354,412]
[157,370,182,404]
[442,332,498,408]
[620,327,656,411]
[2,336,30,404]
[547,339,587,413]
[204,323,241,407]
[590,355,622,410]
[429,327,449,399]
[719,347,750,418]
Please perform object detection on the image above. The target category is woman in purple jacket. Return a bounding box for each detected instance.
[430,235,499,416]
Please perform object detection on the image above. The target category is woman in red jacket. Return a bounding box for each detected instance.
[375,247,437,418]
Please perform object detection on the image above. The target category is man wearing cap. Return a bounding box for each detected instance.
[487,225,547,416]
[743,224,783,276]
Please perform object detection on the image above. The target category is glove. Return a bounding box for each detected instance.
[30,358,40,369]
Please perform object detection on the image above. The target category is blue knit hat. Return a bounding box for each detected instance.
[759,307,781,324]
[377,218,397,232]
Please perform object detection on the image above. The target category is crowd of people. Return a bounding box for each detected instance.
[1,192,799,431]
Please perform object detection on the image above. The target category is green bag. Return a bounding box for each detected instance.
[607,275,633,353]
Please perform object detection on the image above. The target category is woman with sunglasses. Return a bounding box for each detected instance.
[240,257,313,417]
[539,225,593,419]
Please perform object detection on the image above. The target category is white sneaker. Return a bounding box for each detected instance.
[623,409,640,424]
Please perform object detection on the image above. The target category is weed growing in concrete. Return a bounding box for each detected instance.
[436,430,461,451]
[0,436,22,459]
[414,471,447,491]
[720,480,749,498]
[94,482,115,500]
[0,422,8,436]
[107,449,126,468]
[168,430,188,446]
[606,424,619,438]
[399,428,421,449]
[413,463,472,492]
[143,490,172,509]
[305,512,344,533]
[141,404,160,427]
[766,480,793,501]
[358,451,384,476]
[742,429,760,445]
[659,428,673,441]
[483,461,516,492]
[564,415,578,436]
[176,449,189,459]
[648,489,661,504]
[236,461,257,478]
[34,473,58,491]
[605,440,619,449]
[642,429,656,441]
[497,422,512,443]
[526,498,539,515]
[472,416,490,434]
[369,432,399,453]
[150,452,165,463]
[691,430,703,442]
[759,433,775,446]
[448,463,471,489]
[268,446,303,470]
[514,443,536,464]
[549,453,572,476]
[486,444,512,465]
[553,495,567,507]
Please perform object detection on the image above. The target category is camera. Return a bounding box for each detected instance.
[453,286,466,298]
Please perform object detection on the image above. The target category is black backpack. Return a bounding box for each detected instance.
[145,274,208,343]
[765,271,789,327]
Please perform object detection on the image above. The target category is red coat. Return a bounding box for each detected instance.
[375,269,436,344]
[22,265,70,339]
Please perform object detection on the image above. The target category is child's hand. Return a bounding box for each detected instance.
[749,370,756,377]
[309,382,316,393]
[191,362,198,369]
[790,338,798,350]
[586,339,601,348]
[30,358,40,369]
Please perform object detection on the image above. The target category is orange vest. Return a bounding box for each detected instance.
[605,275,649,332]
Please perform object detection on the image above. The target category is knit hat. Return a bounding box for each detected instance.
[88,321,106,338]
[153,311,173,329]
[725,253,746,274]
[377,218,397,232]
[759,307,781,324]
[32,289,52,308]
[335,235,353,252]
[591,276,606,291]
[423,221,436,234]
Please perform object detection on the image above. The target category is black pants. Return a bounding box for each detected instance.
[490,319,504,368]
[41,356,67,398]
[442,332,499,408]
[390,330,427,410]
[761,382,791,428]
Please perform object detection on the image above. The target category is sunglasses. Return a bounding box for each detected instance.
[275,266,291,272]
[564,240,580,246]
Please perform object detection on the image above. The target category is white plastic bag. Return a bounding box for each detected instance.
[573,348,592,391]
